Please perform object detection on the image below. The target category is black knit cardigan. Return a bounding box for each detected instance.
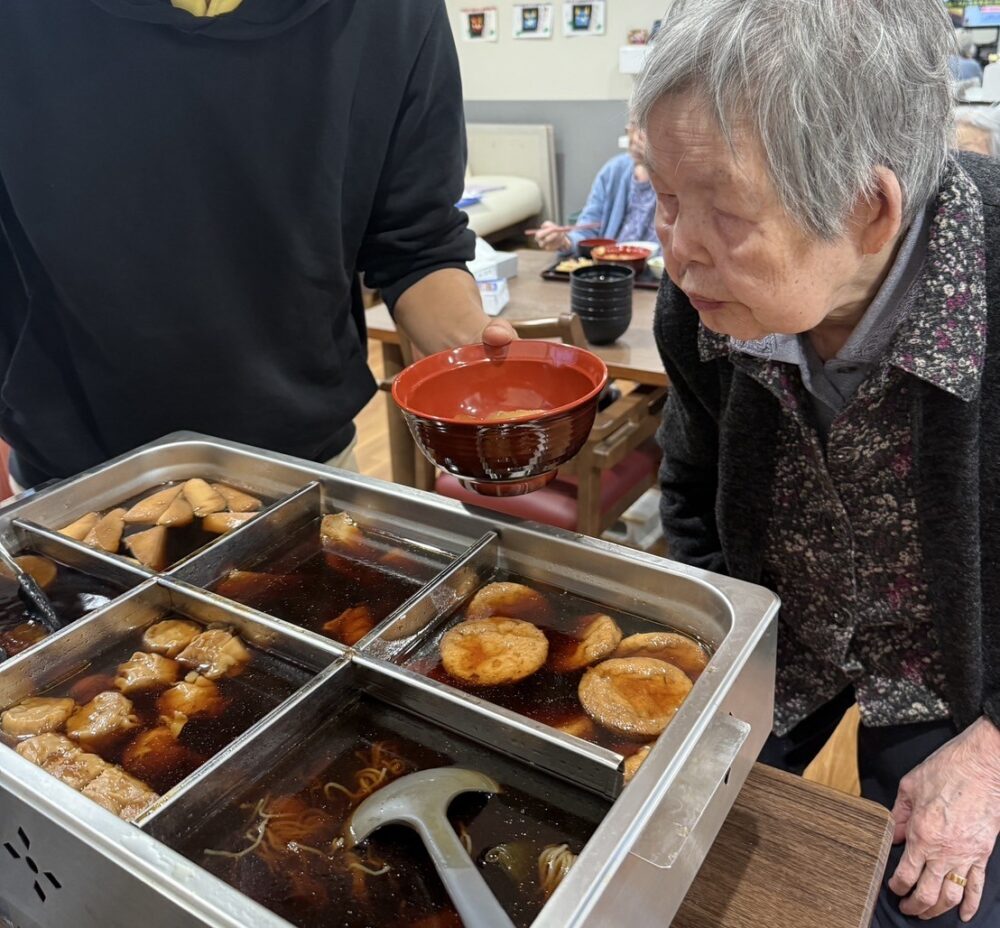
[653,152,1000,730]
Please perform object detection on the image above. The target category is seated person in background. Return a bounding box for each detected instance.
[955,105,1000,157]
[949,42,984,83]
[533,123,656,253]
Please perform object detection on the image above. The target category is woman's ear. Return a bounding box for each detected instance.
[856,166,904,256]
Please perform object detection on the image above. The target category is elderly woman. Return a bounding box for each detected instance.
[636,1,1000,925]
[533,122,657,253]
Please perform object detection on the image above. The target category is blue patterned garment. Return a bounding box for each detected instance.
[616,172,657,243]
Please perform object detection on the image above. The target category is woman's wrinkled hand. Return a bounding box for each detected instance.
[888,716,1000,922]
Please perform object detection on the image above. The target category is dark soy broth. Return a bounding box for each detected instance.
[0,554,125,659]
[211,517,450,644]
[402,573,711,758]
[175,699,607,928]
[1,620,310,795]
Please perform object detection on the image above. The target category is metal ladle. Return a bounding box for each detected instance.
[346,767,515,928]
[0,539,63,634]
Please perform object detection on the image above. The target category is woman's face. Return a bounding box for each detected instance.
[645,93,875,341]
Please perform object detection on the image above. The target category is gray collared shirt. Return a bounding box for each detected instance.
[727,208,931,437]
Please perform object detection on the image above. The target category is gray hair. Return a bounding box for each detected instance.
[632,0,956,239]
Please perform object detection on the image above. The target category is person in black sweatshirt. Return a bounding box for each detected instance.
[0,0,514,487]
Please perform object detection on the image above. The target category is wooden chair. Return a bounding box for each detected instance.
[380,315,668,537]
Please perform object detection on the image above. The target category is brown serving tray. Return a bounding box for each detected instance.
[540,260,662,290]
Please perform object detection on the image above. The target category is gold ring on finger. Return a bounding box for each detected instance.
[945,872,968,889]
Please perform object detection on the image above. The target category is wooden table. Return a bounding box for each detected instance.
[677,764,892,928]
[365,248,666,486]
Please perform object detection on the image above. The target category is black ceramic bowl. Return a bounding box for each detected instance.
[577,311,632,345]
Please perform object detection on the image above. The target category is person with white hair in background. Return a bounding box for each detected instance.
[955,105,1000,157]
[637,0,1000,924]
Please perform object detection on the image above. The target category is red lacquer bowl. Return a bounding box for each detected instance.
[591,244,652,275]
[392,342,608,496]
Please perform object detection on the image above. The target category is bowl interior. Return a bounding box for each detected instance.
[393,342,608,424]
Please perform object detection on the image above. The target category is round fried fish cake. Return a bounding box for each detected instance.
[623,744,652,783]
[464,582,551,623]
[547,613,623,673]
[440,617,548,686]
[613,632,710,681]
[579,657,692,739]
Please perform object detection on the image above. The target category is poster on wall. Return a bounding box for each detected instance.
[513,4,554,39]
[562,1,605,37]
[461,7,498,42]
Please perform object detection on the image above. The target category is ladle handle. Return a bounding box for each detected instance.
[416,819,516,928]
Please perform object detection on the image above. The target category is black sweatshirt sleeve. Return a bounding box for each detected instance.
[654,287,726,573]
[358,1,475,312]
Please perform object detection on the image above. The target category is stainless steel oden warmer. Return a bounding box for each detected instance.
[0,433,778,928]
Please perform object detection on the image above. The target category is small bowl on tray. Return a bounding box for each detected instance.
[591,244,653,275]
[392,341,608,497]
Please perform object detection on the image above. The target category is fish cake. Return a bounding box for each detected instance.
[578,657,693,739]
[114,651,181,695]
[1,696,77,739]
[464,582,552,623]
[15,733,78,767]
[176,629,250,680]
[157,672,226,724]
[65,691,140,751]
[81,767,158,821]
[42,746,108,791]
[623,745,652,784]
[142,618,203,658]
[440,617,548,686]
[547,613,623,673]
[613,632,710,681]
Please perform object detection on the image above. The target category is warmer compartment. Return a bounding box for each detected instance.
[0,521,147,664]
[144,659,613,928]
[0,580,322,827]
[365,532,734,785]
[172,482,458,648]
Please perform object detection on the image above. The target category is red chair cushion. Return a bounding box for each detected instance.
[435,439,660,532]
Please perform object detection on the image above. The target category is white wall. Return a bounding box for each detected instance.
[446,1,666,102]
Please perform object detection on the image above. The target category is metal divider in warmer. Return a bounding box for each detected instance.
[166,481,323,588]
[9,517,153,588]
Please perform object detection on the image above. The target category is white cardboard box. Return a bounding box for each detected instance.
[468,238,519,283]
